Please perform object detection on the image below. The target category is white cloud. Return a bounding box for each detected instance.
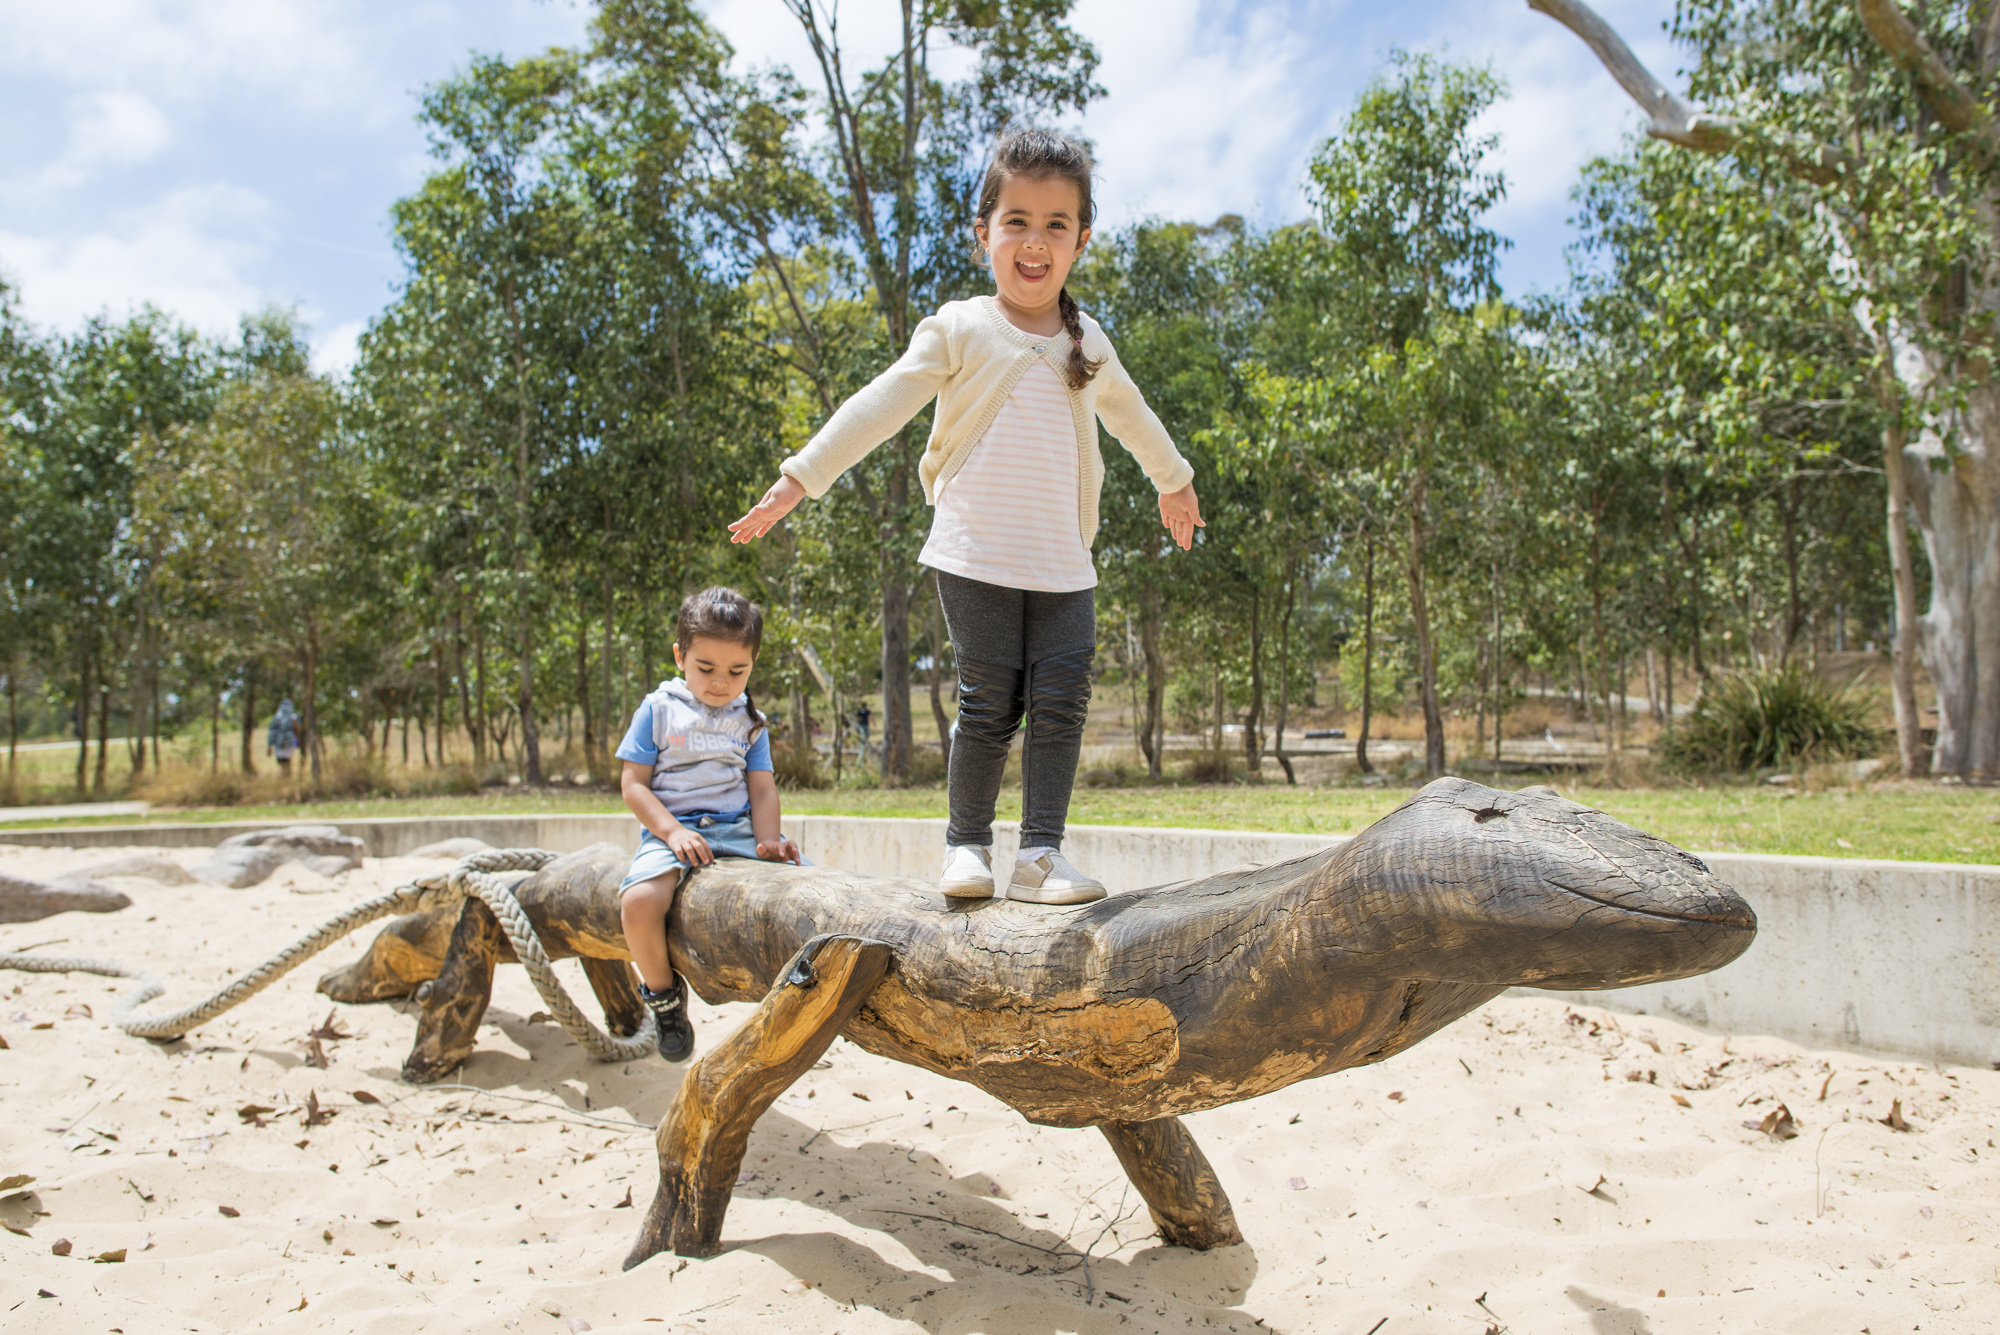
[1073,0,1323,230]
[35,90,173,192]
[0,183,270,334]
[0,1,382,119]
[310,317,366,377]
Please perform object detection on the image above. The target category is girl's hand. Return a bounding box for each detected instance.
[728,474,807,543]
[1159,482,1205,551]
[665,826,715,866]
[756,836,802,865]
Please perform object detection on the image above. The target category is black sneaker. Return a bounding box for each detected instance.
[640,974,696,1063]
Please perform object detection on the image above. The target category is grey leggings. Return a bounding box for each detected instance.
[935,570,1096,850]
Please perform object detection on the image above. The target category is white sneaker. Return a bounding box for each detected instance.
[940,844,996,900]
[1007,849,1106,905]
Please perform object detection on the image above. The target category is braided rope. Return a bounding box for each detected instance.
[0,847,654,1062]
[451,849,656,1063]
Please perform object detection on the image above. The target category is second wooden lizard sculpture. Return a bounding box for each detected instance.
[319,778,1756,1266]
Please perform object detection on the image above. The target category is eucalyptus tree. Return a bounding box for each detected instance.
[139,336,367,783]
[1308,53,1512,777]
[606,0,1102,781]
[0,281,51,782]
[1532,0,2000,776]
[383,52,595,785]
[1566,139,1890,691]
[1076,219,1246,776]
[23,311,216,790]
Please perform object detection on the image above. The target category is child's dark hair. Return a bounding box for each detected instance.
[675,586,767,737]
[975,126,1104,389]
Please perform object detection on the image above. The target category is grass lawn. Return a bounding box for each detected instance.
[5,778,1997,864]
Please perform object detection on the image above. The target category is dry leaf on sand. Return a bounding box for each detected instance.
[1744,1103,1800,1139]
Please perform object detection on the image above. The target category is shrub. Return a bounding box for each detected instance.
[1658,665,1878,773]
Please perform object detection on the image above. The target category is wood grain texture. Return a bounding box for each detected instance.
[325,779,1753,1255]
[626,934,894,1266]
[1099,1116,1242,1249]
[669,779,1755,1126]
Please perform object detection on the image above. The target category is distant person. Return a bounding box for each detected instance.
[853,703,874,762]
[268,699,300,774]
[616,588,802,1063]
[728,128,1202,906]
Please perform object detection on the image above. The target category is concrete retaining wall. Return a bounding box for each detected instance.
[3,813,1994,1067]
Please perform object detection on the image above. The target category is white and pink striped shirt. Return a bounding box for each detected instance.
[918,359,1096,593]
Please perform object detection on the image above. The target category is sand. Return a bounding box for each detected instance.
[0,839,1995,1335]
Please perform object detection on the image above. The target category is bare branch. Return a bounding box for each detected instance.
[1526,0,1848,185]
[1526,0,1737,152]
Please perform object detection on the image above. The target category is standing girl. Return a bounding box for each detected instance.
[617,587,801,1061]
[729,128,1202,905]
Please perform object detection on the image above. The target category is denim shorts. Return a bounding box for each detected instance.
[619,813,804,894]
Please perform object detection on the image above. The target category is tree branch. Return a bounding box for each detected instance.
[1525,0,1848,185]
[1856,0,2000,169]
[1525,0,1736,152]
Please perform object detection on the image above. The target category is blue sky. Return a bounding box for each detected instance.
[0,0,1680,374]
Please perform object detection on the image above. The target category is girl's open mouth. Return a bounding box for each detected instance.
[1015,260,1049,281]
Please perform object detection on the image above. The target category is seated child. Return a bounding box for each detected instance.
[617,587,800,1061]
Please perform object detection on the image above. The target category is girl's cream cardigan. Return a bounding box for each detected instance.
[778,295,1193,548]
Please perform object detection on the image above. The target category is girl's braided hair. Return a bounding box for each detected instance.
[675,586,767,739]
[975,126,1104,389]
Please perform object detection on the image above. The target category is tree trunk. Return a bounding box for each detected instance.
[1273,559,1298,785]
[94,677,109,793]
[240,663,256,776]
[1880,412,1930,776]
[304,619,322,783]
[925,571,953,773]
[1781,473,1802,662]
[878,553,913,785]
[518,640,543,787]
[1664,644,1674,724]
[1357,538,1376,775]
[455,613,475,767]
[473,619,489,769]
[1407,470,1445,778]
[1244,588,1265,774]
[1589,521,1618,760]
[1210,660,1225,757]
[1138,583,1166,780]
[128,603,146,777]
[576,610,596,776]
[602,577,616,772]
[75,641,91,792]
[1901,379,2000,779]
[5,659,17,786]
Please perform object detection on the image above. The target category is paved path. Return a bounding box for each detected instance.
[0,800,151,824]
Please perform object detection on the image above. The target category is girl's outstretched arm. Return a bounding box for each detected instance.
[1160,482,1205,551]
[728,474,806,544]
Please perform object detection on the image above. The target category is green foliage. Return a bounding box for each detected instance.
[1659,665,1878,773]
